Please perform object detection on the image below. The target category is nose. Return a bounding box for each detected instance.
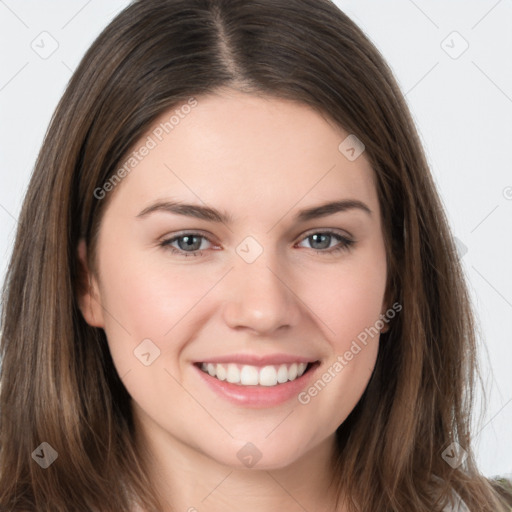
[221,251,302,336]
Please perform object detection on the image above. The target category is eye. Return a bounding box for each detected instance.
[296,230,354,254]
[160,232,214,256]
[159,229,355,257]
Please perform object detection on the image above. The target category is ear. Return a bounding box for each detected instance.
[380,313,391,333]
[379,279,398,334]
[76,239,105,328]
[379,299,391,334]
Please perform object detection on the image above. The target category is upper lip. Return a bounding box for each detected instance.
[195,353,318,366]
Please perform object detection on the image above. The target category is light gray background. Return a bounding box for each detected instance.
[0,0,511,478]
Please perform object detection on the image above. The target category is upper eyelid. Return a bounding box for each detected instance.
[299,227,353,240]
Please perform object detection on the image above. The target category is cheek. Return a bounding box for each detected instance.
[95,244,220,363]
[293,259,386,431]
[299,254,387,352]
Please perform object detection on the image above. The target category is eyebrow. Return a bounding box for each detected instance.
[136,199,372,224]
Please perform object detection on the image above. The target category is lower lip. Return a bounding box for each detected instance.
[193,362,320,408]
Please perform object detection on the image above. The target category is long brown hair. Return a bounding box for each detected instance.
[0,1,509,511]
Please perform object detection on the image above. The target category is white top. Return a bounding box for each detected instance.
[442,491,470,511]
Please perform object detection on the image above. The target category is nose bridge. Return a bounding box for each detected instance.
[221,236,301,334]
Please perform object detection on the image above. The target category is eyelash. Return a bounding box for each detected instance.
[159,230,355,257]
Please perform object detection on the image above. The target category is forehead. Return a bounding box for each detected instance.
[107,90,378,220]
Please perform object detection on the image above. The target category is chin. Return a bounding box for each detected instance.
[206,438,310,471]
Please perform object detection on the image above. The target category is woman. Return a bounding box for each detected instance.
[0,0,510,510]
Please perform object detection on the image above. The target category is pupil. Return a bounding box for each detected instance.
[179,236,200,251]
[312,234,330,250]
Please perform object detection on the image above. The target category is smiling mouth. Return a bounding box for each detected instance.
[196,361,318,387]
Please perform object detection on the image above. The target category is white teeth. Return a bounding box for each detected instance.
[289,363,298,380]
[259,366,277,386]
[216,364,227,381]
[277,364,289,383]
[240,365,259,385]
[199,361,310,387]
[226,363,240,384]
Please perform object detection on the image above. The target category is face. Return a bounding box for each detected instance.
[78,89,388,470]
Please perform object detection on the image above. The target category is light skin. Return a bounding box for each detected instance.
[77,88,389,512]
